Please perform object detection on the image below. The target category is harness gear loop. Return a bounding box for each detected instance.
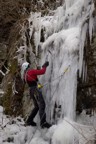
[37,83,43,89]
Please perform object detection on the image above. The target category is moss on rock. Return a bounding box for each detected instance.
[3,83,12,115]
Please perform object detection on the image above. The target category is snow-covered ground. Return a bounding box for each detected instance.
[0,105,51,144]
[0,105,96,144]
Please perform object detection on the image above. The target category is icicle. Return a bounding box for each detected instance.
[28,12,34,39]
[85,64,87,82]
[82,60,85,82]
[17,46,27,65]
[79,23,87,77]
[82,60,87,82]
[33,12,41,56]
[89,3,95,42]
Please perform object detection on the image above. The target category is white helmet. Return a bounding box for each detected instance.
[21,62,29,71]
[21,62,29,80]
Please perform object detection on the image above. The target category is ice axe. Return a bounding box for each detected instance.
[48,49,52,55]
[45,49,53,61]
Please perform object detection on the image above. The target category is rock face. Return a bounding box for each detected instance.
[76,20,96,115]
[31,0,63,15]
[76,1,96,115]
[0,0,63,117]
[0,0,30,116]
[0,0,96,118]
[0,44,7,82]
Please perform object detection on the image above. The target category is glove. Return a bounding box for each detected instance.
[42,61,49,68]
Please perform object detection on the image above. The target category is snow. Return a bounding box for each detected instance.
[0,108,54,144]
[89,3,95,42]
[52,119,74,144]
[0,110,95,144]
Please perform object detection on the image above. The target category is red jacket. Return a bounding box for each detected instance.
[25,67,46,87]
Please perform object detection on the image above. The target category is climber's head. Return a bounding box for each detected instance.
[21,62,29,71]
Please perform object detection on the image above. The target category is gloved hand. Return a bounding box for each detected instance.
[42,61,49,68]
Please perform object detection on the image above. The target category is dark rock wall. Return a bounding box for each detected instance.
[76,19,96,115]
[0,0,63,116]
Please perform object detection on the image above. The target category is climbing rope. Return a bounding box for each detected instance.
[38,65,70,89]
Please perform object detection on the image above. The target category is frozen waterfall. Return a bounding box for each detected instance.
[29,0,94,123]
[28,0,95,143]
[12,0,95,144]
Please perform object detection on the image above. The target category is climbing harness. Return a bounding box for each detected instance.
[25,71,44,90]
[37,83,43,89]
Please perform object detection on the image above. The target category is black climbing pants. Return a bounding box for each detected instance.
[27,87,46,125]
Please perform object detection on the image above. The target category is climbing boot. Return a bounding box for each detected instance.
[26,121,37,126]
[41,122,51,128]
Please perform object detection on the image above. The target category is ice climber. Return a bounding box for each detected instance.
[21,61,51,128]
